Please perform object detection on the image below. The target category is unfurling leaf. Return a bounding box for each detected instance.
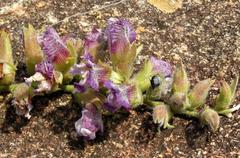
[169,92,189,113]
[23,24,44,75]
[188,79,215,109]
[150,101,173,129]
[214,76,239,117]
[229,75,239,102]
[0,31,14,65]
[0,31,16,87]
[172,62,190,94]
[147,0,183,13]
[133,60,152,92]
[200,108,220,132]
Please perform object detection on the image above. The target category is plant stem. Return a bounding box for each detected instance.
[0,85,9,93]
[183,110,199,118]
[62,85,75,93]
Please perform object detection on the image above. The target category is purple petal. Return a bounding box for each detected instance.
[71,57,110,91]
[25,72,53,93]
[87,70,99,90]
[75,103,103,140]
[85,27,103,50]
[83,28,105,62]
[116,92,130,110]
[70,63,87,76]
[103,102,120,113]
[106,18,136,54]
[34,80,52,93]
[74,82,86,93]
[35,61,54,80]
[42,27,69,63]
[150,57,172,77]
[87,65,110,90]
[104,81,135,112]
[104,80,114,90]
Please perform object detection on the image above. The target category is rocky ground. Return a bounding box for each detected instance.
[0,0,240,157]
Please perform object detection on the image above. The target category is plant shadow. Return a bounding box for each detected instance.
[184,120,211,149]
[0,91,60,133]
[1,105,29,133]
[134,106,159,144]
[42,99,130,150]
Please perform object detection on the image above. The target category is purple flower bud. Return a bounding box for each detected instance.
[103,81,137,112]
[75,103,103,140]
[42,27,70,63]
[105,18,138,80]
[150,57,172,77]
[106,18,136,54]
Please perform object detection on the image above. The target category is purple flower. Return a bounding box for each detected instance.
[103,81,137,112]
[41,27,69,63]
[70,63,87,76]
[74,82,86,93]
[75,103,103,140]
[83,27,106,62]
[150,57,172,77]
[25,72,52,93]
[35,61,54,80]
[85,28,105,55]
[25,61,57,93]
[70,57,111,91]
[106,18,136,54]
[85,28,102,48]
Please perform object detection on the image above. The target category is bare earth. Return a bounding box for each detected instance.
[0,0,240,157]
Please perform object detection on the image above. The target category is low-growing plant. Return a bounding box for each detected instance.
[0,18,239,140]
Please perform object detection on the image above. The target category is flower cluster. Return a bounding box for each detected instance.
[0,19,239,140]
